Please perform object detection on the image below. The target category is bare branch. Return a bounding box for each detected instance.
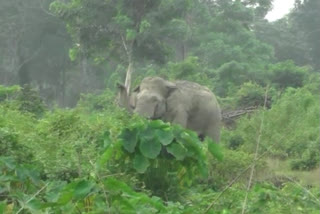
[222,106,258,120]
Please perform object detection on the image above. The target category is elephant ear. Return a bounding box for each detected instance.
[165,81,177,98]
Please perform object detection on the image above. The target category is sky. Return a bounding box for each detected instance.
[265,0,295,21]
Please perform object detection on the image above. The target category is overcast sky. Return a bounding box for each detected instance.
[265,0,295,21]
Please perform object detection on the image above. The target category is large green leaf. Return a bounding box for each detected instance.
[166,143,187,160]
[149,120,170,129]
[26,199,45,211]
[155,129,174,146]
[139,139,162,159]
[104,178,135,195]
[178,132,203,158]
[140,126,155,141]
[207,139,224,161]
[57,182,77,205]
[133,154,150,173]
[0,157,16,169]
[97,146,114,169]
[73,180,95,200]
[119,129,138,153]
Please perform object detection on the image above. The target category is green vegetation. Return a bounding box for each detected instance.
[1,0,319,213]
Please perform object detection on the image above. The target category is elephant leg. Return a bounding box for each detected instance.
[206,122,221,143]
[198,134,205,141]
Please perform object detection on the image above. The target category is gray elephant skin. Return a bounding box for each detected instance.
[118,76,221,143]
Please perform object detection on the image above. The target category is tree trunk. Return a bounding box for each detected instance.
[124,61,133,94]
[81,55,89,92]
[17,51,31,85]
[61,68,66,107]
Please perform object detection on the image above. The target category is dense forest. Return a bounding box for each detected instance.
[0,0,319,213]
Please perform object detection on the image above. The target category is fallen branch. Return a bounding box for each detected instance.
[222,106,259,121]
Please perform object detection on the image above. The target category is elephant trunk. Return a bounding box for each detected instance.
[117,83,133,113]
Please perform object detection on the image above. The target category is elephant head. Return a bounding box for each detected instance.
[118,77,177,119]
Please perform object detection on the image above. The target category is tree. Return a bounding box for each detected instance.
[51,0,194,92]
[0,0,71,105]
[291,0,320,70]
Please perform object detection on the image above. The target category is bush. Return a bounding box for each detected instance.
[0,105,37,164]
[0,85,20,102]
[158,56,213,89]
[290,141,320,170]
[225,86,319,165]
[31,109,105,180]
[77,89,117,112]
[268,60,308,90]
[235,82,272,108]
[208,149,266,188]
[215,61,251,97]
[16,85,47,117]
[117,119,222,200]
[0,128,33,163]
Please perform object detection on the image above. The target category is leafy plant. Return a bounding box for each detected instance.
[268,61,308,90]
[0,85,20,102]
[0,157,184,213]
[118,119,223,199]
[236,82,272,108]
[16,85,47,117]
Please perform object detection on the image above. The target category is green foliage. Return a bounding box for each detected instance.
[165,57,212,86]
[0,157,185,213]
[117,119,223,199]
[0,85,20,102]
[1,0,320,213]
[118,120,215,174]
[32,109,105,180]
[268,61,308,89]
[225,86,320,169]
[208,149,265,188]
[77,89,116,112]
[291,0,320,69]
[0,128,33,164]
[214,61,252,97]
[16,85,47,117]
[0,84,319,213]
[290,141,320,170]
[236,82,265,107]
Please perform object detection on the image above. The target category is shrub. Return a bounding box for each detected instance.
[77,89,116,112]
[0,128,33,163]
[31,109,105,180]
[290,141,320,170]
[117,119,222,200]
[0,85,20,102]
[225,86,319,165]
[16,85,47,117]
[235,82,272,108]
[268,60,308,90]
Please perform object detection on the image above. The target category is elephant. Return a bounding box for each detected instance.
[118,76,221,143]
